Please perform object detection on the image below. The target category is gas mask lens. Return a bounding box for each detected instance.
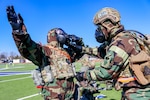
[55,29,67,44]
[56,29,64,35]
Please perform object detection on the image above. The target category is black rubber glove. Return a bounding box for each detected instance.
[75,72,85,82]
[98,41,109,58]
[69,35,81,42]
[72,44,82,52]
[69,35,84,46]
[6,6,26,32]
[66,41,82,52]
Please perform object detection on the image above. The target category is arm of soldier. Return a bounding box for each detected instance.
[82,46,99,57]
[82,41,109,58]
[13,34,47,67]
[6,6,47,67]
[83,45,129,81]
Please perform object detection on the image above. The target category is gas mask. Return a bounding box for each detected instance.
[55,28,68,44]
[95,28,106,43]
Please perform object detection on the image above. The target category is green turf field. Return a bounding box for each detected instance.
[0,63,121,100]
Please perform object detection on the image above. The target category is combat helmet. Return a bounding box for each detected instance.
[93,7,123,42]
[93,7,120,25]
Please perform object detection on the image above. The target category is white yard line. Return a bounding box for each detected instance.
[0,72,31,76]
[16,93,41,100]
[0,66,25,71]
[0,76,31,83]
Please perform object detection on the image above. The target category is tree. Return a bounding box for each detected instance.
[0,52,8,60]
[10,51,17,59]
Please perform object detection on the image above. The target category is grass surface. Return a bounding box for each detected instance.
[0,63,121,100]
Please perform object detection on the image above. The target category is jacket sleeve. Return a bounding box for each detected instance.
[82,46,99,57]
[12,32,48,67]
[83,33,138,81]
[84,46,127,81]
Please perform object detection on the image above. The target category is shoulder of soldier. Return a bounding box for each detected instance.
[108,31,139,54]
[115,31,133,38]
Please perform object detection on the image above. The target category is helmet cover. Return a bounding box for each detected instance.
[93,7,120,25]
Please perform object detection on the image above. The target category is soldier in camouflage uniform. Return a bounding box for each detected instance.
[6,6,93,100]
[76,7,150,100]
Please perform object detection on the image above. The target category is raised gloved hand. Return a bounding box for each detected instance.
[6,6,26,33]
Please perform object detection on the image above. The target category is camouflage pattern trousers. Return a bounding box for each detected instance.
[41,77,75,100]
[122,87,150,100]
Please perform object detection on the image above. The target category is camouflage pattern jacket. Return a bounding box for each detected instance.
[13,32,81,67]
[13,33,49,68]
[84,31,149,89]
[12,32,83,99]
[12,32,98,77]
